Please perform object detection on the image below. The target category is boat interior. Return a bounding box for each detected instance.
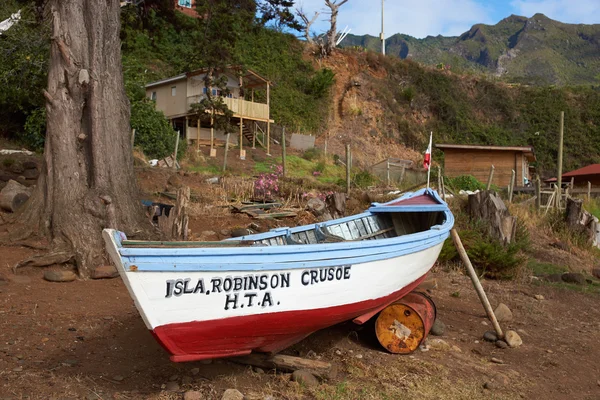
[252,211,447,246]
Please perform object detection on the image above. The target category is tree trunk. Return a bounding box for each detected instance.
[6,0,151,277]
[324,0,348,55]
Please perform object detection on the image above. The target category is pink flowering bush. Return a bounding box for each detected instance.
[254,164,283,200]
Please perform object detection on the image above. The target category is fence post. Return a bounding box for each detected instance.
[173,131,180,171]
[588,181,592,200]
[131,128,136,148]
[387,160,391,186]
[535,176,541,210]
[223,133,229,172]
[281,127,286,178]
[437,166,442,193]
[486,165,495,190]
[508,169,515,203]
[346,144,351,195]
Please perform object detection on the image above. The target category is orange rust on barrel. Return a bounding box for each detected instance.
[129,265,138,272]
[375,291,436,354]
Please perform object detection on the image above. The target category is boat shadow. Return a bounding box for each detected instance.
[38,313,384,395]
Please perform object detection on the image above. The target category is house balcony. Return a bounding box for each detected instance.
[187,96,270,121]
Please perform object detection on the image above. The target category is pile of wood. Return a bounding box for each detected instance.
[306,193,346,221]
[0,180,32,212]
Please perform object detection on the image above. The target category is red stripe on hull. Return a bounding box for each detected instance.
[152,273,428,362]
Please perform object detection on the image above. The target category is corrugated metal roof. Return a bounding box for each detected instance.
[563,164,600,177]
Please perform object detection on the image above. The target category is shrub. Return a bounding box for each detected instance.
[306,68,335,99]
[302,147,322,161]
[353,169,377,188]
[254,164,283,200]
[445,175,486,192]
[22,108,46,151]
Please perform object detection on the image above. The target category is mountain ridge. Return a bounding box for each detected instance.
[341,13,600,86]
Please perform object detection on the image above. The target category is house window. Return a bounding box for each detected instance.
[202,87,207,94]
[227,93,233,98]
[212,89,218,96]
[171,86,176,96]
[178,0,192,8]
[150,91,157,101]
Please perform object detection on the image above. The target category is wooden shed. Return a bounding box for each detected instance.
[436,144,536,187]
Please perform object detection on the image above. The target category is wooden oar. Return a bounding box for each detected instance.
[450,229,504,339]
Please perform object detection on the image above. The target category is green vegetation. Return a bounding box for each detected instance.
[445,175,487,192]
[130,100,185,159]
[343,14,600,86]
[439,212,530,279]
[584,198,600,220]
[362,51,600,176]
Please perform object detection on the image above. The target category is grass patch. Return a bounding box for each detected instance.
[254,155,345,184]
[188,164,222,174]
[584,197,600,220]
[527,260,568,276]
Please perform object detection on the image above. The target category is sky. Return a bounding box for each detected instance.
[295,0,600,39]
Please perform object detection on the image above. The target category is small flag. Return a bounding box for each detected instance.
[423,132,432,170]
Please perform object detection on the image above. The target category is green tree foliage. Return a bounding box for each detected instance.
[130,100,185,159]
[0,1,48,134]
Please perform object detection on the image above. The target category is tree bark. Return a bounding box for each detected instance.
[4,0,151,277]
[297,8,319,44]
[324,0,348,55]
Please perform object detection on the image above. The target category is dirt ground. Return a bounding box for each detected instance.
[1,163,600,400]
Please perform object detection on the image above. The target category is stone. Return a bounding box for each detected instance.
[490,357,504,364]
[534,294,544,300]
[219,229,230,236]
[430,319,445,336]
[481,320,488,326]
[561,272,586,285]
[504,330,523,348]
[13,366,23,372]
[592,268,600,280]
[165,381,180,392]
[190,368,200,376]
[484,381,498,390]
[184,391,203,400]
[167,174,183,188]
[231,228,252,238]
[549,240,569,251]
[254,367,265,374]
[9,163,25,174]
[221,388,244,400]
[417,278,438,291]
[493,303,513,322]
[495,340,509,349]
[112,375,124,382]
[182,376,193,385]
[199,359,212,365]
[169,374,179,381]
[291,370,319,387]
[22,168,39,180]
[355,354,363,359]
[44,270,77,282]
[22,161,38,170]
[426,338,451,351]
[483,331,498,342]
[91,265,119,279]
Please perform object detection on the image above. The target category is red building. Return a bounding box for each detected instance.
[174,0,197,17]
[562,164,600,186]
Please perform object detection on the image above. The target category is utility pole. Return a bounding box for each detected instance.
[381,0,385,55]
[556,111,564,208]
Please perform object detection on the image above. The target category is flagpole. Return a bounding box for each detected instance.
[426,132,432,190]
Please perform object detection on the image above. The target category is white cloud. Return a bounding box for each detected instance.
[296,0,494,39]
[510,0,600,24]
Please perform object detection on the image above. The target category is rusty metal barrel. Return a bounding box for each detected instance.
[375,291,437,354]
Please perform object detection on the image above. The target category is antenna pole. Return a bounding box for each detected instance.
[381,0,385,55]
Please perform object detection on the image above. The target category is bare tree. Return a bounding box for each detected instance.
[4,0,151,277]
[324,0,348,55]
[296,7,319,44]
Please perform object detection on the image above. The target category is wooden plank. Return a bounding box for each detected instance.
[233,354,332,378]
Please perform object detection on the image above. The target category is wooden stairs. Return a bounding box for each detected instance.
[239,121,265,148]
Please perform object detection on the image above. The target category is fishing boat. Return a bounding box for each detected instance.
[103,188,454,362]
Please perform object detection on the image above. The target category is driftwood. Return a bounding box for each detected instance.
[566,197,599,247]
[233,353,332,378]
[0,180,32,212]
[325,193,346,219]
[468,191,516,245]
[157,186,189,240]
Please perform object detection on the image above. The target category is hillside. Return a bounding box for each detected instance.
[1,4,600,177]
[343,14,600,86]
